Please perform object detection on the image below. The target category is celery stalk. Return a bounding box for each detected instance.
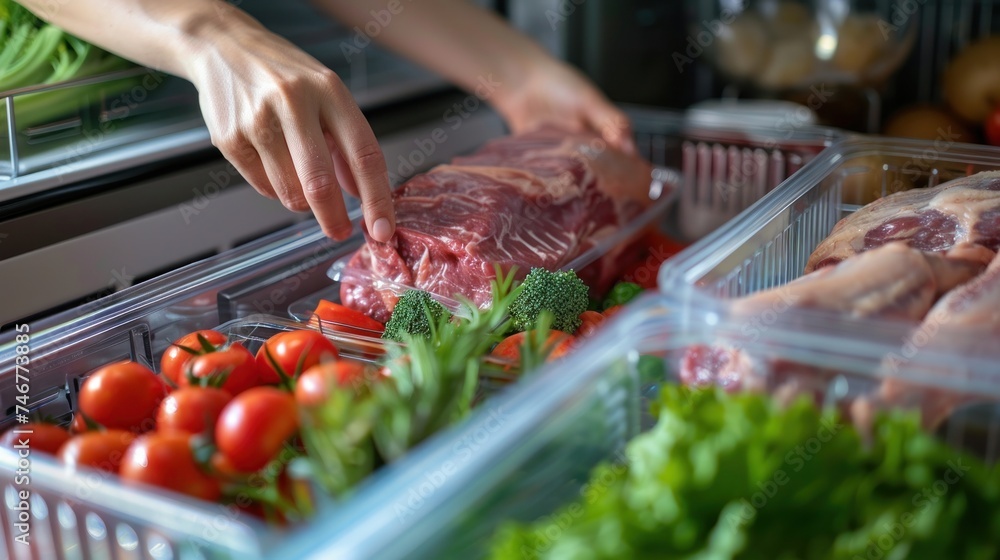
[1,25,64,89]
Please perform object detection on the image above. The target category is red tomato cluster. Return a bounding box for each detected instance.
[1,327,376,513]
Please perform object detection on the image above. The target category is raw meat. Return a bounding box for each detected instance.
[679,243,991,392]
[341,128,655,322]
[805,171,1000,273]
[860,251,1000,430]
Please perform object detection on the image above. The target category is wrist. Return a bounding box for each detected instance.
[489,52,557,119]
[167,2,262,82]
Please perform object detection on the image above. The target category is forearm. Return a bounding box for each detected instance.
[315,0,548,97]
[16,0,257,81]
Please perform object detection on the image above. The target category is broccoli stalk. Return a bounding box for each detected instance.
[381,290,451,342]
[508,268,589,334]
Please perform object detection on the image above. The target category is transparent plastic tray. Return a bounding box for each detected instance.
[0,315,379,560]
[655,136,1000,424]
[659,136,1000,301]
[273,291,1000,559]
[0,311,534,560]
[318,166,679,318]
[287,107,840,327]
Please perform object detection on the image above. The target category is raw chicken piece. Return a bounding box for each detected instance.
[680,243,991,393]
[806,171,1000,273]
[341,128,655,322]
[860,252,1000,430]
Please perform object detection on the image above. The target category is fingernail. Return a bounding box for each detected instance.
[372,217,393,242]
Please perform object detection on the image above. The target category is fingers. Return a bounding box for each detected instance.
[326,131,359,198]
[283,113,353,240]
[216,138,277,199]
[587,100,637,156]
[322,84,395,243]
[254,127,313,213]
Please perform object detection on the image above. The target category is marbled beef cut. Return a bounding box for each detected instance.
[806,171,1000,273]
[341,128,654,322]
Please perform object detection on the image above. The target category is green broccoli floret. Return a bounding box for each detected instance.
[382,290,451,342]
[602,281,644,310]
[509,268,589,333]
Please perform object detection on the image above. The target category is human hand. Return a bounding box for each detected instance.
[180,12,395,241]
[493,59,636,155]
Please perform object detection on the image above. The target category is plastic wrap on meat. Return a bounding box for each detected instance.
[856,252,1000,430]
[680,243,991,395]
[806,171,1000,273]
[341,128,655,322]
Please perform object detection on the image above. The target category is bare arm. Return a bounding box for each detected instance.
[316,0,635,153]
[17,0,396,241]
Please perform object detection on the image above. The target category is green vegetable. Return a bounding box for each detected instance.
[509,268,589,334]
[490,386,1000,560]
[381,289,451,343]
[602,281,643,310]
[0,1,136,128]
[306,267,526,489]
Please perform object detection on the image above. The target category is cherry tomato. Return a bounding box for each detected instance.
[0,423,71,455]
[491,331,575,363]
[120,433,221,501]
[255,331,339,385]
[986,107,1000,147]
[79,361,168,432]
[546,334,576,361]
[156,387,232,435]
[216,387,298,472]
[312,300,385,337]
[295,361,371,407]
[575,311,607,338]
[59,430,135,472]
[182,343,260,396]
[160,330,228,386]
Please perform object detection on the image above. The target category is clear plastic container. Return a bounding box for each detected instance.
[271,291,1000,560]
[657,135,1000,418]
[0,314,395,559]
[0,310,538,560]
[321,166,680,319]
[285,106,840,328]
[659,136,1000,298]
[0,107,841,559]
